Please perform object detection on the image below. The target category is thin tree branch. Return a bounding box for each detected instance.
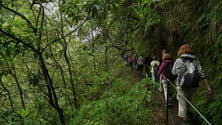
[0,28,38,53]
[41,18,89,53]
[0,4,37,33]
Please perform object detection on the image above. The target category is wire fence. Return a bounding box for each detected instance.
[164,78,212,125]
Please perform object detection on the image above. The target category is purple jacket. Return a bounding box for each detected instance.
[158,59,173,80]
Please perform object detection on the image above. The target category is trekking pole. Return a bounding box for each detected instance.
[166,81,169,125]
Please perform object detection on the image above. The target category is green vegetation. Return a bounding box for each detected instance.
[0,0,222,125]
[71,71,152,125]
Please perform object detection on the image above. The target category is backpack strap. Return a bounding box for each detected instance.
[180,57,197,67]
[180,57,192,62]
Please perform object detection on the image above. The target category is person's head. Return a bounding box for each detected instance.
[163,53,171,60]
[153,56,156,60]
[177,44,193,57]
[162,49,167,55]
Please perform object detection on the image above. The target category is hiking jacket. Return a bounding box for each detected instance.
[137,56,144,65]
[171,54,207,86]
[144,56,153,66]
[158,59,173,80]
[150,60,160,73]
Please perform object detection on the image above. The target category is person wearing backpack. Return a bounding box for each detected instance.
[171,44,212,125]
[159,49,168,92]
[137,54,144,73]
[158,53,174,105]
[127,55,134,70]
[144,53,153,77]
[150,56,160,82]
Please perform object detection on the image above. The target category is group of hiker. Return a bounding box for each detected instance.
[124,53,157,78]
[124,44,212,125]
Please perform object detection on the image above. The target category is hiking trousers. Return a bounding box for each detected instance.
[151,72,157,82]
[161,80,168,102]
[159,74,163,91]
[176,86,193,119]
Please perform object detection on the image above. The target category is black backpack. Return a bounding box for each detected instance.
[153,63,159,73]
[163,61,177,81]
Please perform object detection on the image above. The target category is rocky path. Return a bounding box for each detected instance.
[151,87,181,125]
[151,84,201,125]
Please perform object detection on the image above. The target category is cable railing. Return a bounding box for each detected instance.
[164,77,212,125]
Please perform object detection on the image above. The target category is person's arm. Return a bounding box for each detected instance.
[196,59,212,95]
[202,78,212,95]
[171,58,182,75]
[158,62,165,75]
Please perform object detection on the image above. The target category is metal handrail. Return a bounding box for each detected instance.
[164,77,212,125]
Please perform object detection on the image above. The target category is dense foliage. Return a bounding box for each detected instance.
[0,0,222,125]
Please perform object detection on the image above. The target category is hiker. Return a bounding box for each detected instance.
[144,53,153,77]
[171,44,212,125]
[150,56,160,81]
[123,54,128,62]
[137,54,144,73]
[132,54,138,70]
[159,49,167,65]
[158,53,174,105]
[127,55,134,70]
[159,49,168,92]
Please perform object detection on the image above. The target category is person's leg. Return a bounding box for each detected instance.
[176,86,194,125]
[138,65,142,72]
[141,65,144,74]
[162,80,168,102]
[159,74,163,92]
[145,66,148,77]
[151,72,155,81]
[129,62,133,70]
[147,65,150,77]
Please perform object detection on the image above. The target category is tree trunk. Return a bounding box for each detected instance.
[63,44,79,109]
[38,54,66,125]
[11,62,25,108]
[104,46,109,72]
[51,49,67,89]
[59,8,79,109]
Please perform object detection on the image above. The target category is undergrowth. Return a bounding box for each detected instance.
[70,68,156,125]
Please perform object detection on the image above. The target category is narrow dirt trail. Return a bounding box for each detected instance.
[150,81,201,125]
[150,86,181,125]
[123,68,182,125]
[123,64,201,125]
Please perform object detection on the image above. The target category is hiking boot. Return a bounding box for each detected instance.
[181,120,190,125]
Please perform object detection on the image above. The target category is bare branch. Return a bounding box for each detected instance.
[0,4,37,33]
[0,28,38,53]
